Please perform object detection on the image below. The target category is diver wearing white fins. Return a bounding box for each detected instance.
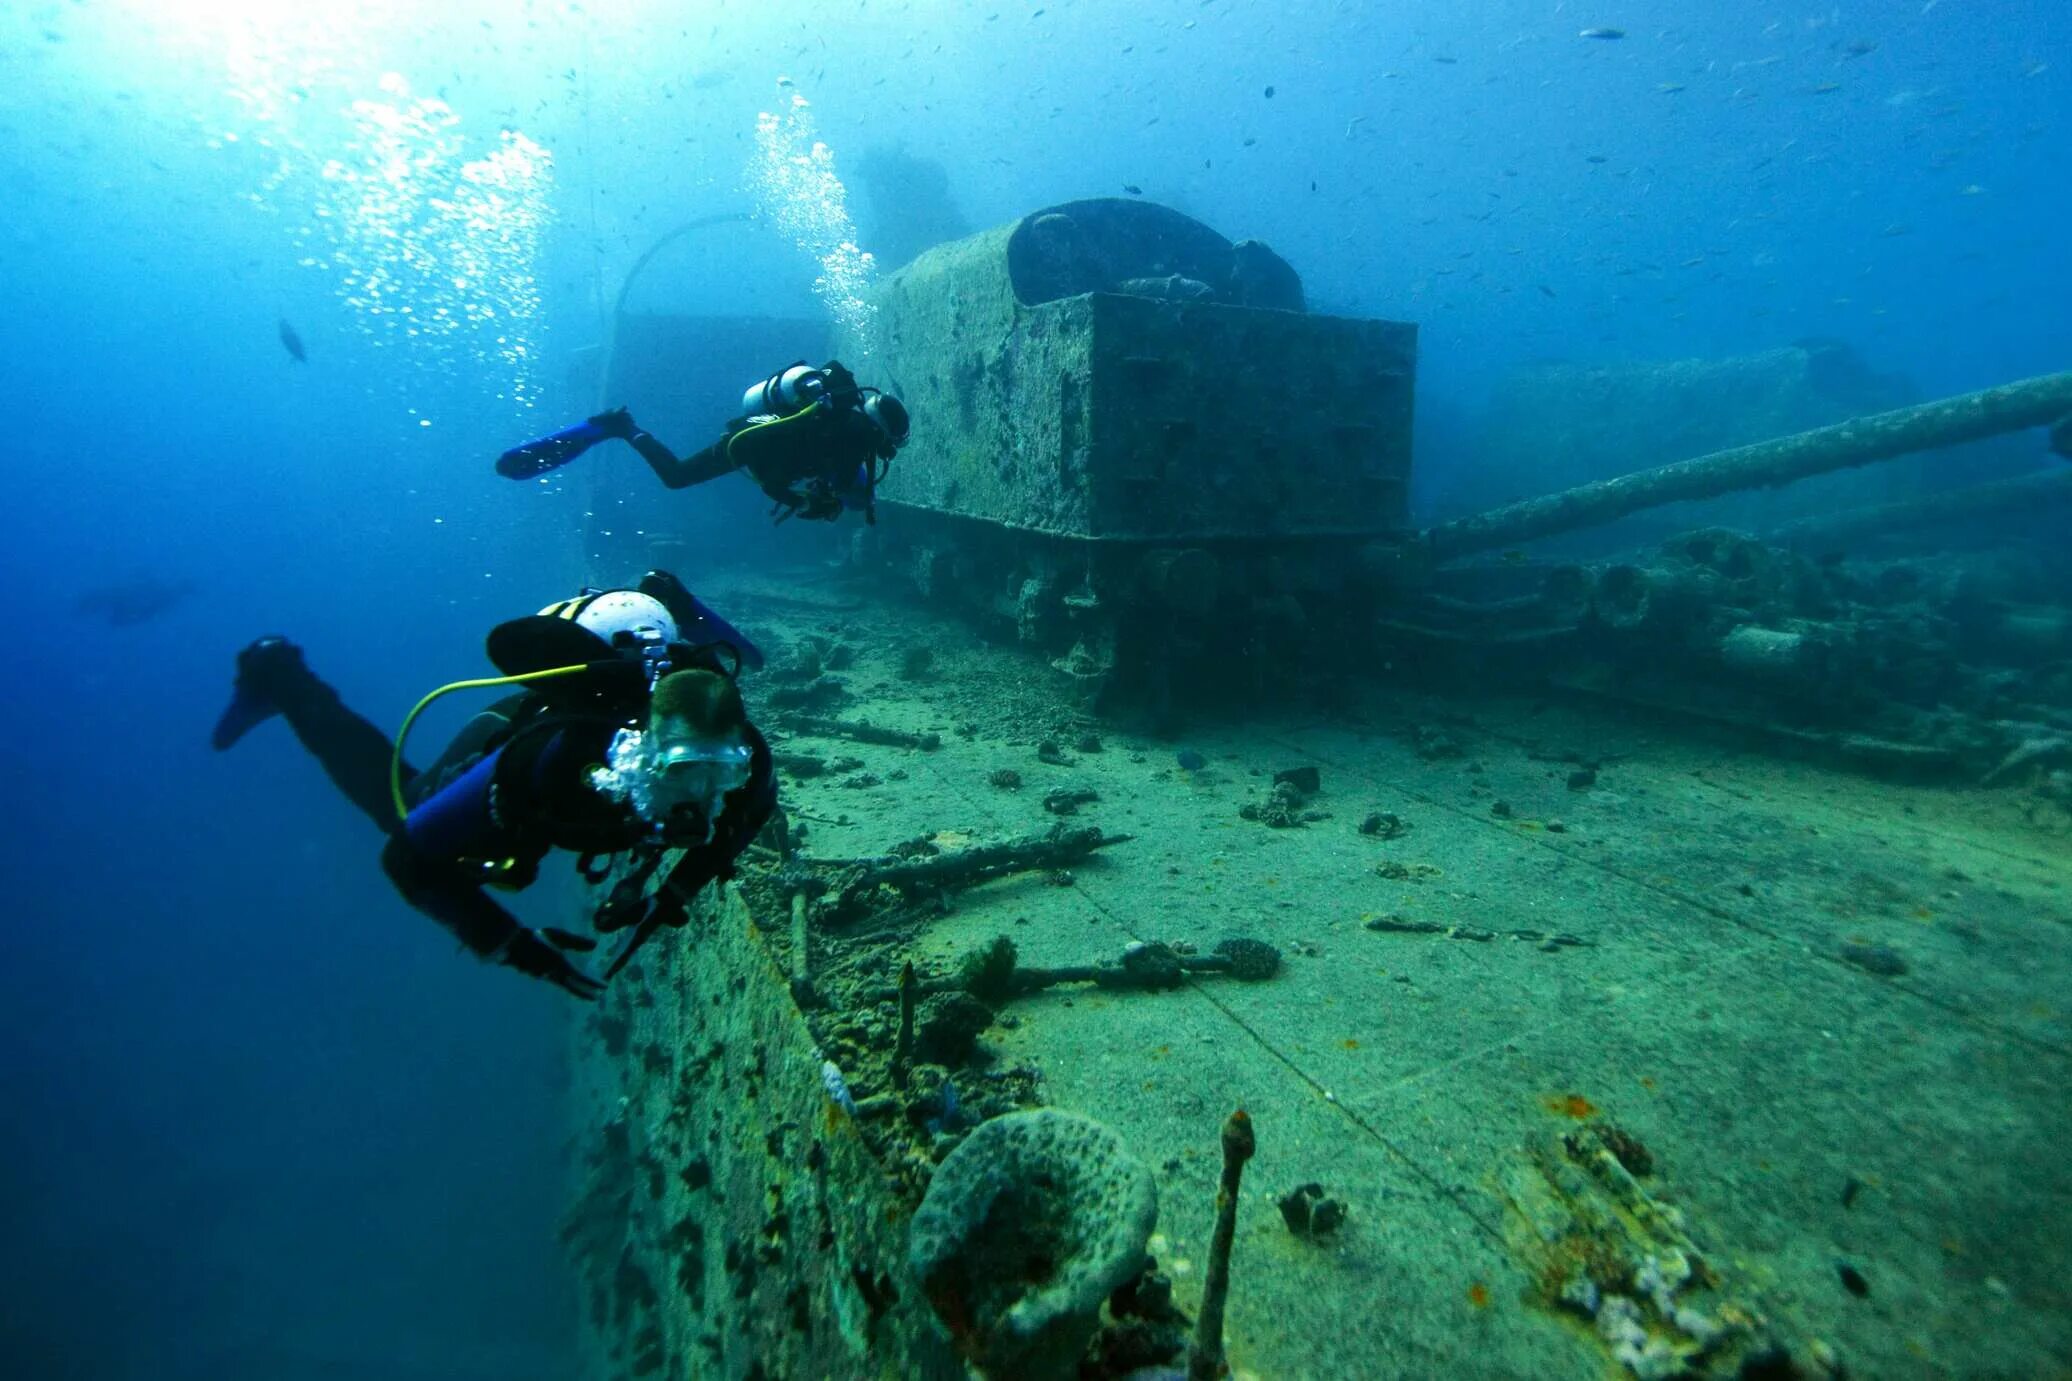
[210,571,777,998]
[495,359,910,524]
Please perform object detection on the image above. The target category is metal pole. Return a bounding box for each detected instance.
[1424,370,2072,563]
[1773,468,2072,550]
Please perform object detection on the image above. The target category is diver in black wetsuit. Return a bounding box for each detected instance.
[496,360,910,524]
[211,571,778,999]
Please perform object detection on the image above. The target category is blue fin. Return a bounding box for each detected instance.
[679,592,765,671]
[211,685,279,750]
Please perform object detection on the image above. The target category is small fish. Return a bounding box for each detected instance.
[1176,749,1207,771]
[1122,183,1143,195]
[277,317,306,363]
[1536,284,1556,298]
[1578,27,1626,40]
[1263,85,1275,98]
[1810,81,1843,94]
[1501,549,1530,564]
[1840,39,1878,58]
[1657,82,1686,93]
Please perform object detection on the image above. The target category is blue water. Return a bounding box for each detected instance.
[1,2,2065,1376]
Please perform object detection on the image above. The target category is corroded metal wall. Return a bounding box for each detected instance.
[564,885,962,1381]
[851,212,1416,542]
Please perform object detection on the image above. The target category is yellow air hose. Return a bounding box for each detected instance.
[389,663,600,822]
[725,400,823,464]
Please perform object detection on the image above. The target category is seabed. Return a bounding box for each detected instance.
[566,569,2071,1381]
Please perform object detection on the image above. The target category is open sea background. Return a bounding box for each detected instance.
[1,3,2064,1376]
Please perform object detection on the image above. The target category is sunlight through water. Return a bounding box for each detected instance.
[203,9,554,406]
[748,87,877,359]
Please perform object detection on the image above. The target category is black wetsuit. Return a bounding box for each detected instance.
[624,364,891,521]
[259,654,776,982]
[627,403,885,519]
[494,362,897,522]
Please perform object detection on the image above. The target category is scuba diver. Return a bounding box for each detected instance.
[496,359,910,524]
[211,571,777,999]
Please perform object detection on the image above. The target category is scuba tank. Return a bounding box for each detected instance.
[740,363,829,417]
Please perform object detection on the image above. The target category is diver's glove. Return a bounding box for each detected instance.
[598,886,694,981]
[792,479,846,523]
[500,926,606,1001]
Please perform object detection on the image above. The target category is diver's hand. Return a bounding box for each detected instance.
[798,484,845,522]
[651,887,692,929]
[588,406,636,441]
[594,888,688,936]
[541,926,598,952]
[503,927,607,1000]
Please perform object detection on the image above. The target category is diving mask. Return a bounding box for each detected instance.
[592,726,752,843]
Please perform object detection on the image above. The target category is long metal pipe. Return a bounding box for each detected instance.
[1773,467,2072,549]
[1424,370,2072,562]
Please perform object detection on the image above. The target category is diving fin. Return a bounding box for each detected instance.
[211,685,280,751]
[212,636,307,750]
[638,569,766,670]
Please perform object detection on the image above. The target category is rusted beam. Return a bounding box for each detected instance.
[1426,370,2072,562]
[1774,468,2072,550]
